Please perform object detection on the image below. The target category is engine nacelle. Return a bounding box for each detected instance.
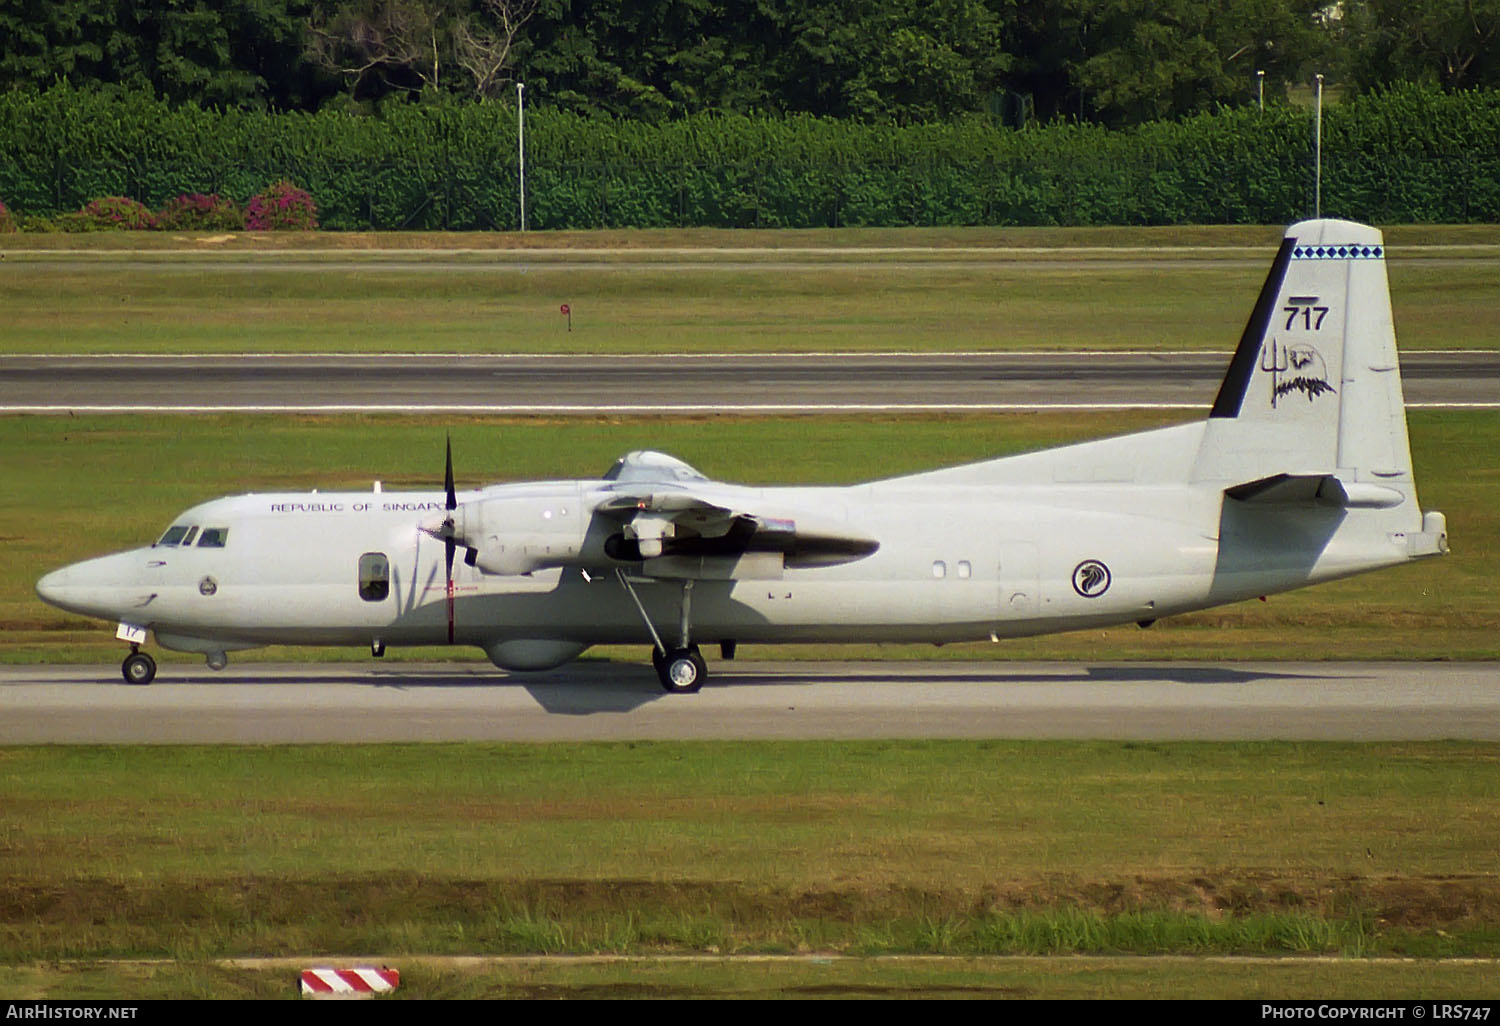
[448,490,590,576]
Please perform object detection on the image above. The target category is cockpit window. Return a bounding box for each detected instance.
[197,528,229,548]
[155,525,192,547]
[181,526,199,547]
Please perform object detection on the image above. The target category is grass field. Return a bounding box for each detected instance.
[1,740,1497,998]
[2,225,1498,354]
[5,409,1495,664]
[5,955,1499,1000]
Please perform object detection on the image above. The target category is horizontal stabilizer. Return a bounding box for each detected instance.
[1225,473,1404,509]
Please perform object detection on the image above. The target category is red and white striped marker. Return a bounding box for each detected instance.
[300,967,400,999]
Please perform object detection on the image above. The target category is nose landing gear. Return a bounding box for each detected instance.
[121,646,157,686]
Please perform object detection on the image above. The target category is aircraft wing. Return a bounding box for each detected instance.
[435,450,878,579]
[588,449,880,574]
[591,483,880,574]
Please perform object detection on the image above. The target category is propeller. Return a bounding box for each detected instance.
[444,436,457,644]
[426,436,483,641]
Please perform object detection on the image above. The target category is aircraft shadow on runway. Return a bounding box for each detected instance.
[32,662,1355,719]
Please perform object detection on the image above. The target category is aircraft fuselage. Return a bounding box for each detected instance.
[37,473,1416,662]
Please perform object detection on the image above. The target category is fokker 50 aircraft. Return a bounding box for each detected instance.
[37,219,1448,691]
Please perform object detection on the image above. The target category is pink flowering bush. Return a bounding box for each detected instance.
[0,198,15,233]
[246,180,318,230]
[74,196,157,230]
[157,193,243,231]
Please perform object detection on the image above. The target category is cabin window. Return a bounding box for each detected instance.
[932,560,947,579]
[359,552,390,602]
[957,560,972,579]
[197,528,229,548]
[155,525,191,547]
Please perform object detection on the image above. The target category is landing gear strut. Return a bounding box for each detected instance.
[121,646,157,685]
[618,570,709,693]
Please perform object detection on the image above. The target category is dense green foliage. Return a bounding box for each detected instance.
[1,83,1497,227]
[0,2,1497,125]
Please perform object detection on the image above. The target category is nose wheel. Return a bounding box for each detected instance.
[122,648,157,685]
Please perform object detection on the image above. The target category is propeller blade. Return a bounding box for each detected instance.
[444,435,457,511]
[444,436,457,644]
[446,535,456,645]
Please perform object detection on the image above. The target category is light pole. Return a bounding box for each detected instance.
[517,81,526,232]
[1314,73,1323,218]
[1257,69,1264,111]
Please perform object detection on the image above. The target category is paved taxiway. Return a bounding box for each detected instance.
[3,351,1498,411]
[2,661,1496,743]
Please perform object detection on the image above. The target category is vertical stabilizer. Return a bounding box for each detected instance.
[1194,219,1414,493]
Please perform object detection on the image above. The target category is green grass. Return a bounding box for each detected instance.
[4,410,1495,663]
[2,225,1498,353]
[1,740,1497,979]
[5,955,1497,1000]
[3,223,1496,250]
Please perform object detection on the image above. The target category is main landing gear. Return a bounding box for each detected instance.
[122,645,157,685]
[617,570,710,693]
[652,645,707,694]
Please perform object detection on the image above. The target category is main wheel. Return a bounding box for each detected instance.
[122,651,157,686]
[656,646,706,694]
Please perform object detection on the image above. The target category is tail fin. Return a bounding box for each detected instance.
[1194,219,1413,492]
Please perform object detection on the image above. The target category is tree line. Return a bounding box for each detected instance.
[4,83,1496,228]
[0,1,1497,126]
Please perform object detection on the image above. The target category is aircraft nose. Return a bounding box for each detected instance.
[35,552,154,620]
[35,566,72,607]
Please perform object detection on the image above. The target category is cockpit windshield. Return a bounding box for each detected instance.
[155,525,191,547]
[154,525,229,548]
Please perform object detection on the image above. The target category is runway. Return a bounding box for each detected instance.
[2,661,1496,743]
[3,350,1498,412]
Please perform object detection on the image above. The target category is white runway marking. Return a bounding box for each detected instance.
[2,402,1213,413]
[0,348,1484,360]
[5,402,1495,414]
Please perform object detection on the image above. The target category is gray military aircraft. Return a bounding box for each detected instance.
[36,218,1448,691]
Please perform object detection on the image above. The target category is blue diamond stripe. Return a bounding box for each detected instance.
[1290,242,1386,260]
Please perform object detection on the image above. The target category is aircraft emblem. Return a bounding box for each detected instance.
[1072,560,1111,598]
[1261,339,1335,408]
